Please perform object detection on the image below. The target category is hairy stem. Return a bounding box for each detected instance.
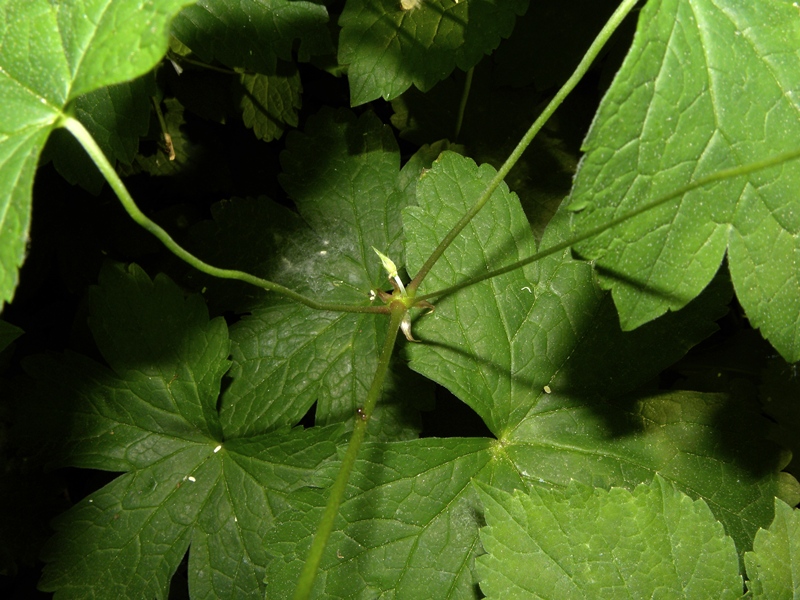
[292,302,406,600]
[62,116,386,315]
[418,146,800,301]
[407,0,639,295]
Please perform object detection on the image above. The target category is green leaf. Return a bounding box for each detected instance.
[37,426,345,600]
[0,0,194,308]
[512,390,800,560]
[23,262,347,599]
[567,0,800,361]
[24,262,228,469]
[404,152,727,434]
[403,152,789,555]
[745,498,800,598]
[224,303,404,438]
[257,150,789,598]
[89,263,230,440]
[264,390,780,598]
[170,0,332,72]
[185,109,425,439]
[339,0,528,105]
[240,65,301,142]
[475,476,742,599]
[264,438,514,599]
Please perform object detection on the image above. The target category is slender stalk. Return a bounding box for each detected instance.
[150,97,175,161]
[407,0,639,295]
[168,51,241,75]
[62,116,387,315]
[292,302,406,600]
[417,146,800,301]
[453,67,473,142]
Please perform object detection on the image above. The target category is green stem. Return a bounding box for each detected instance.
[453,67,473,142]
[292,302,406,600]
[417,146,800,301]
[150,97,175,161]
[406,0,639,295]
[62,116,387,315]
[168,51,241,75]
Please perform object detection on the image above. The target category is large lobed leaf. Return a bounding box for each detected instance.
[404,152,795,554]
[568,0,800,362]
[187,108,429,440]
[263,391,794,598]
[24,263,346,599]
[22,108,443,597]
[0,0,194,308]
[339,0,528,105]
[260,152,796,598]
[404,152,729,436]
[24,127,799,597]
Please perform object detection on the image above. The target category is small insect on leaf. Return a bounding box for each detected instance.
[401,0,423,10]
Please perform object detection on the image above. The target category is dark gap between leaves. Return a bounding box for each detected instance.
[420,385,493,439]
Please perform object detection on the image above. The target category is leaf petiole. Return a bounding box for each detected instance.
[292,301,407,600]
[417,146,800,302]
[453,66,473,142]
[62,116,388,315]
[150,97,175,161]
[406,0,640,295]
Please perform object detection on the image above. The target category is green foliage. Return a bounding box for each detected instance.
[187,109,426,438]
[339,0,528,105]
[745,498,800,598]
[476,476,743,598]
[568,0,800,361]
[0,0,194,307]
[240,67,302,142]
[26,263,346,598]
[2,0,800,598]
[170,0,332,71]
